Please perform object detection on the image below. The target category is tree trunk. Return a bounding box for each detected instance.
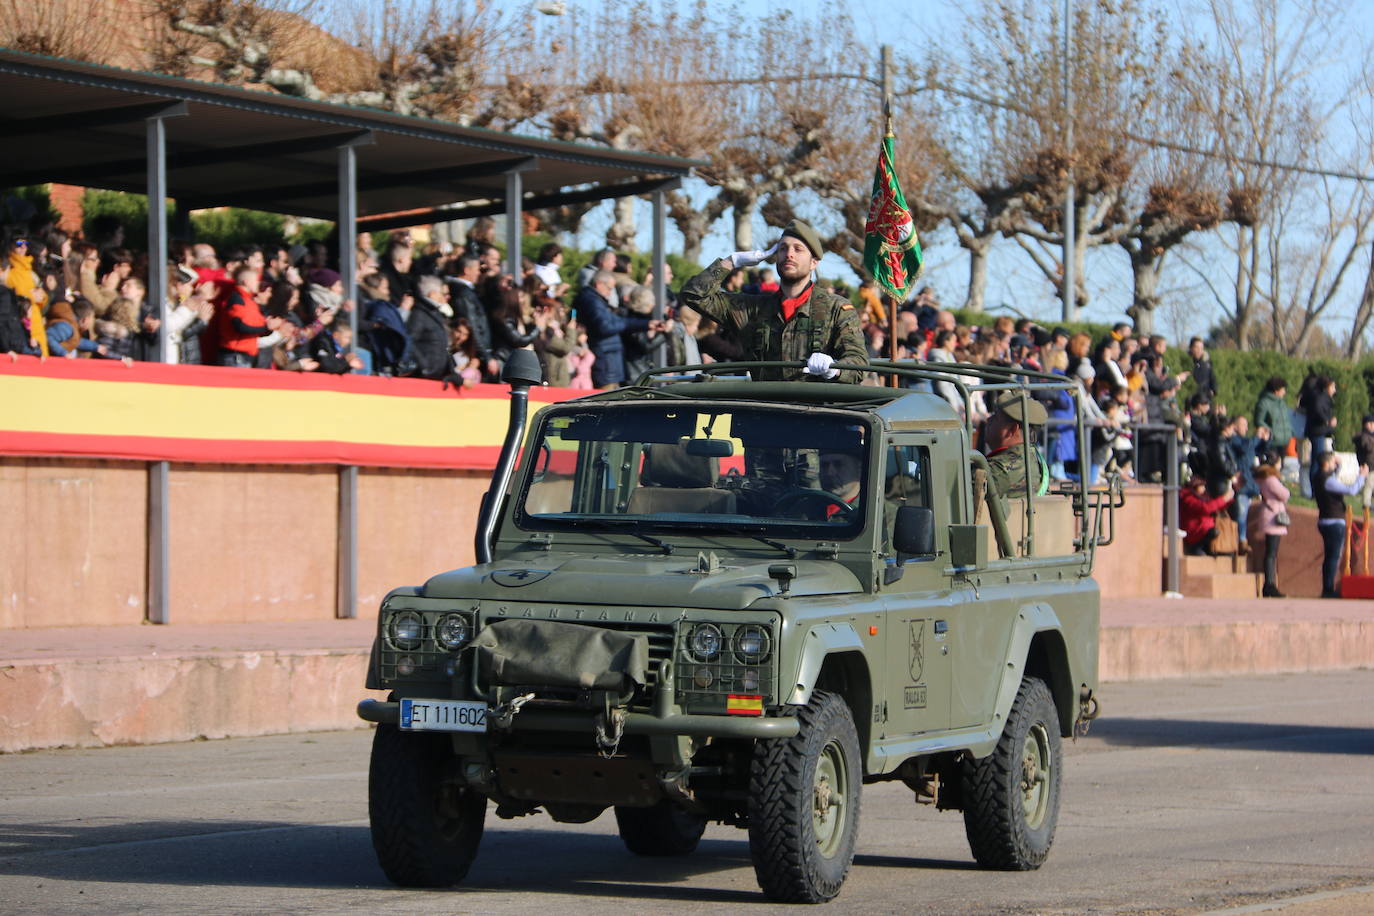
[963,241,989,313]
[1345,240,1374,360]
[1126,246,1161,336]
[732,197,756,250]
[606,196,637,252]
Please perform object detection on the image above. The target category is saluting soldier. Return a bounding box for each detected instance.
[679,219,868,384]
[983,392,1050,502]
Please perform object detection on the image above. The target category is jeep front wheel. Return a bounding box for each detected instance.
[615,801,708,856]
[961,676,1062,870]
[747,690,862,903]
[368,722,486,887]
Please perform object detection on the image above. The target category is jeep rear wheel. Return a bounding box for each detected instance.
[368,722,486,887]
[961,676,1062,870]
[748,690,862,903]
[615,801,708,856]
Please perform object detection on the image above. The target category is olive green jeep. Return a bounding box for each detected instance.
[359,354,1113,903]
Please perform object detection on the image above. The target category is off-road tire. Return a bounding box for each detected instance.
[614,801,708,856]
[961,676,1062,870]
[368,722,486,887]
[747,690,862,903]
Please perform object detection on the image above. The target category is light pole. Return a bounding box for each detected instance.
[1062,0,1076,323]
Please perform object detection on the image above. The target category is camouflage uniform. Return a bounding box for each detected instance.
[981,392,1049,516]
[678,260,869,385]
[986,444,1049,501]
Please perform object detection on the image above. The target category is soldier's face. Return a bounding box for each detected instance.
[820,452,861,496]
[775,237,816,282]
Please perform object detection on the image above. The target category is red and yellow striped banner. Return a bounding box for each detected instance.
[0,357,585,469]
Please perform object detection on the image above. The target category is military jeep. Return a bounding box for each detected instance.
[358,354,1112,903]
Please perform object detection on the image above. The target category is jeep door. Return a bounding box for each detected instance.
[879,437,952,737]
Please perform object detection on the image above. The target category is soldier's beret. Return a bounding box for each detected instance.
[781,219,824,260]
[991,392,1048,426]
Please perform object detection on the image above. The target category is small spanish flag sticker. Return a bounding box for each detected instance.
[727,695,765,716]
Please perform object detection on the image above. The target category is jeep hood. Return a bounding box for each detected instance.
[420,554,864,610]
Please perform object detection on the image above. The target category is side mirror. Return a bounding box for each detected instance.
[893,506,936,557]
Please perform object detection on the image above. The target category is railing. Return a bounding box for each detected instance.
[1036,417,1182,594]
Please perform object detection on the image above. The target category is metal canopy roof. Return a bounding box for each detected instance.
[0,49,698,224]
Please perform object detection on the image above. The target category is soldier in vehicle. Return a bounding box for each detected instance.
[679,219,869,384]
[818,448,863,519]
[771,445,863,522]
[983,392,1050,503]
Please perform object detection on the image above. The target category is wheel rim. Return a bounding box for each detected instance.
[811,738,849,858]
[435,780,471,842]
[1020,722,1053,829]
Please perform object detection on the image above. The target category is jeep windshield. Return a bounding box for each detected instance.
[515,402,870,540]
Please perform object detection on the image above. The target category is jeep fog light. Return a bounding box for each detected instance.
[388,611,423,650]
[739,669,761,692]
[693,666,715,689]
[733,624,771,664]
[687,623,723,662]
[395,656,417,677]
[435,614,471,651]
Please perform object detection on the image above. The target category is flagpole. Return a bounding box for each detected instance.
[881,45,900,388]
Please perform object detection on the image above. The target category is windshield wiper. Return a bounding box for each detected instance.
[580,519,674,555]
[748,535,799,559]
[697,523,798,558]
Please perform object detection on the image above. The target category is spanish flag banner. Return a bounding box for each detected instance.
[0,357,583,469]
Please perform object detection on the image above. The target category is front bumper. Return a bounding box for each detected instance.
[357,698,799,739]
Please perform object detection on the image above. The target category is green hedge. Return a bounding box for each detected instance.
[81,190,332,253]
[1172,348,1372,449]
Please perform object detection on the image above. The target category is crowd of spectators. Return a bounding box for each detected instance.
[0,216,698,390]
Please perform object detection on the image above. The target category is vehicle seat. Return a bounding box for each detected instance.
[626,440,737,514]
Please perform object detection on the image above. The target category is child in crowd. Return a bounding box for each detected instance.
[567,329,596,389]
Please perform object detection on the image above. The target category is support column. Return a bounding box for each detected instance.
[505,169,523,278]
[651,189,667,368]
[145,104,185,625]
[337,141,361,619]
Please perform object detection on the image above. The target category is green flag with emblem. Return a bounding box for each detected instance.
[862,130,923,300]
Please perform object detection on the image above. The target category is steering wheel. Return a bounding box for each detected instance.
[772,488,856,521]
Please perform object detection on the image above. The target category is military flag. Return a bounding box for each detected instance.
[862,130,923,301]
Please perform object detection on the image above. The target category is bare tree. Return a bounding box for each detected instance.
[147,0,531,123]
[1189,0,1343,349]
[0,0,127,64]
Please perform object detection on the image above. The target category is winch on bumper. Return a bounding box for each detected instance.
[357,615,799,741]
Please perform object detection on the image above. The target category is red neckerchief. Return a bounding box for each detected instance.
[779,283,814,321]
[825,493,860,518]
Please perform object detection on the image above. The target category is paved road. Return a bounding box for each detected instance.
[1,671,1372,915]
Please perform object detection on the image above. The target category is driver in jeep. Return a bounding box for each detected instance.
[772,447,863,522]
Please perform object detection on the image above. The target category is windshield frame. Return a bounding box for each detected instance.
[511,400,876,543]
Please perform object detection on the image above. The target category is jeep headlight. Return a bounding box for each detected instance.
[387,611,424,651]
[733,624,772,664]
[434,613,471,651]
[686,623,723,662]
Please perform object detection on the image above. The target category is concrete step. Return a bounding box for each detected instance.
[1181,554,1241,577]
[1180,571,1262,600]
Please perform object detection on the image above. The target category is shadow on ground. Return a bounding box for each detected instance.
[1089,718,1374,755]
[0,815,986,901]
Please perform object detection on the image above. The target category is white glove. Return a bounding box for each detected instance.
[803,351,839,379]
[728,241,780,269]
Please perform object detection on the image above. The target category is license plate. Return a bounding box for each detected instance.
[398,698,488,732]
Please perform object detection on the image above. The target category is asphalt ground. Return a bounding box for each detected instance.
[1,669,1371,915]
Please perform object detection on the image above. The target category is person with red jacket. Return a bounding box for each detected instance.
[205,265,280,368]
[1180,475,1235,555]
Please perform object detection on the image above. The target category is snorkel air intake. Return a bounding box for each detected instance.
[474,349,543,564]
